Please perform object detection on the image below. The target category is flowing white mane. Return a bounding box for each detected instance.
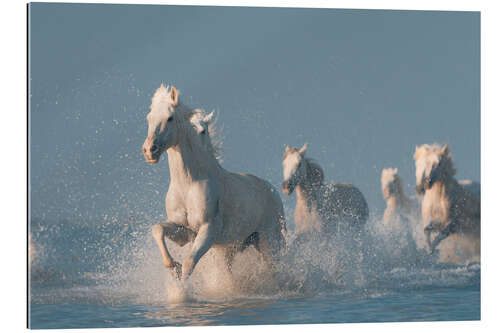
[150,83,172,113]
[188,108,224,162]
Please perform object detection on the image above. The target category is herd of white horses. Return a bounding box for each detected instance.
[142,84,480,282]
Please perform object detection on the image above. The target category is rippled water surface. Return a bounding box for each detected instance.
[30,287,479,329]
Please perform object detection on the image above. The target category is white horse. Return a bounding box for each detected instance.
[414,144,480,255]
[381,167,424,250]
[282,144,369,236]
[142,84,286,281]
[381,168,420,227]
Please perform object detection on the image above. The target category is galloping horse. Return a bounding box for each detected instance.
[381,167,420,229]
[414,144,480,255]
[142,84,285,281]
[281,144,369,236]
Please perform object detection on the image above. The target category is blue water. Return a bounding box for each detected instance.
[30,287,479,329]
[28,219,480,329]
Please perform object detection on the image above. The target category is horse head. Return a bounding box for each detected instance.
[142,84,180,164]
[414,144,455,195]
[381,167,401,199]
[282,144,308,195]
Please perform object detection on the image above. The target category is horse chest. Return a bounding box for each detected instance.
[422,189,449,221]
[165,182,219,229]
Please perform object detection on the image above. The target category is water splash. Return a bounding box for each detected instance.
[29,209,480,307]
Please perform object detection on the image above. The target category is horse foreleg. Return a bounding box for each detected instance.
[152,222,196,278]
[424,221,441,254]
[181,222,217,281]
[424,224,433,253]
[429,222,454,254]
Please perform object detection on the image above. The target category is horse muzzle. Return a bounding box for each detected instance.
[143,149,160,164]
[142,139,163,164]
[415,178,430,195]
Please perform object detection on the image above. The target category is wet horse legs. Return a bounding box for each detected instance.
[425,221,454,254]
[151,222,196,278]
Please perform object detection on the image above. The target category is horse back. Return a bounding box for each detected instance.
[324,183,369,227]
[459,180,481,200]
[451,182,481,235]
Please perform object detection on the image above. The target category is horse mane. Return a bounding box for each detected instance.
[439,150,456,177]
[305,158,324,185]
[150,83,171,111]
[207,112,224,162]
[186,108,224,162]
[417,143,457,177]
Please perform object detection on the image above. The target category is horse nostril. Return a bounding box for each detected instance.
[142,147,146,153]
[151,144,158,153]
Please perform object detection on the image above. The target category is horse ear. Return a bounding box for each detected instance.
[299,143,308,155]
[169,86,179,106]
[413,145,420,160]
[285,145,291,152]
[394,168,398,174]
[441,144,450,155]
[203,111,215,124]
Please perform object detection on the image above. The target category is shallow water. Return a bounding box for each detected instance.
[30,287,480,329]
[28,218,480,329]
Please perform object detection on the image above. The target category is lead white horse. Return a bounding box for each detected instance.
[142,84,286,281]
[414,144,480,256]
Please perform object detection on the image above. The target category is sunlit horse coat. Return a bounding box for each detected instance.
[142,84,286,281]
[414,144,480,255]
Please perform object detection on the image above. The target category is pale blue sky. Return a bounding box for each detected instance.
[29,3,480,225]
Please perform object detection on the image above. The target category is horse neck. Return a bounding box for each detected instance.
[386,187,409,210]
[295,180,322,211]
[294,180,324,233]
[429,175,460,197]
[167,126,221,185]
